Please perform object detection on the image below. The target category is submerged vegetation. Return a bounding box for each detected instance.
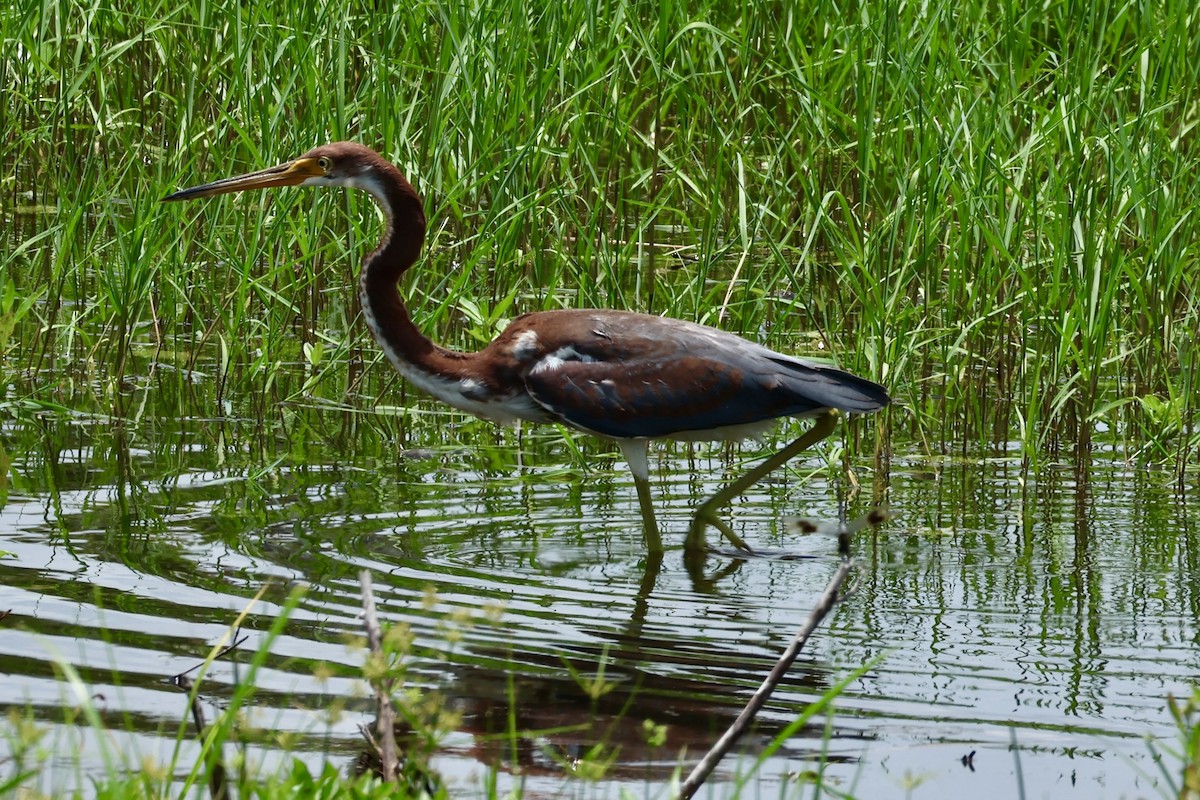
[2,0,1200,796]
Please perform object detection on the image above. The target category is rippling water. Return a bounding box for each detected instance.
[1,413,1196,798]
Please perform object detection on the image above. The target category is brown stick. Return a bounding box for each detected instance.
[677,557,855,800]
[170,632,249,800]
[359,569,400,781]
[174,675,229,800]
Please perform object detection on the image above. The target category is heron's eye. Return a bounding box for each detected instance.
[317,156,332,172]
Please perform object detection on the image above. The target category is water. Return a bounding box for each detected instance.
[1,406,1195,798]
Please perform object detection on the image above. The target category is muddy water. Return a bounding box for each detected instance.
[1,409,1194,798]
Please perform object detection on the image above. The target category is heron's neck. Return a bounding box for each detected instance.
[356,177,470,382]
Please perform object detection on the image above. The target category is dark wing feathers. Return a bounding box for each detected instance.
[763,354,891,413]
[526,356,750,438]
[521,311,889,439]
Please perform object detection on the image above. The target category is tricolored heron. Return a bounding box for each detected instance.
[163,142,890,557]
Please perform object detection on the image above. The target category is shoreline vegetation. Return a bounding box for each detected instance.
[3,0,1196,468]
[3,0,1198,796]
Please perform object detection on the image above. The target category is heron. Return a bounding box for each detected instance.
[163,142,890,557]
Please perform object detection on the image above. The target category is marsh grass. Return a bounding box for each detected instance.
[2,0,1197,470]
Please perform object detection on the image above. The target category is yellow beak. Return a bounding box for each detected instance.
[162,157,325,202]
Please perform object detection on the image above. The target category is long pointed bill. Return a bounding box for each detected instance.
[161,157,325,202]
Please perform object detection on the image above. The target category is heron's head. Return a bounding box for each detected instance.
[162,142,402,208]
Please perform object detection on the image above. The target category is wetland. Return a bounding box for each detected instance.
[2,0,1198,796]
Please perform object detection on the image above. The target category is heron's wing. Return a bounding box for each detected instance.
[524,354,767,438]
[509,310,887,439]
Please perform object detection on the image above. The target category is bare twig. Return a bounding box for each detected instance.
[171,630,248,682]
[360,569,400,781]
[169,631,249,800]
[677,557,855,800]
[162,588,269,800]
[174,675,229,800]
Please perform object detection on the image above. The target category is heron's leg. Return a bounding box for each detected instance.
[632,474,664,553]
[618,440,663,554]
[686,411,839,553]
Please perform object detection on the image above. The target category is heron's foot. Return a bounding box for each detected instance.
[686,508,753,554]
